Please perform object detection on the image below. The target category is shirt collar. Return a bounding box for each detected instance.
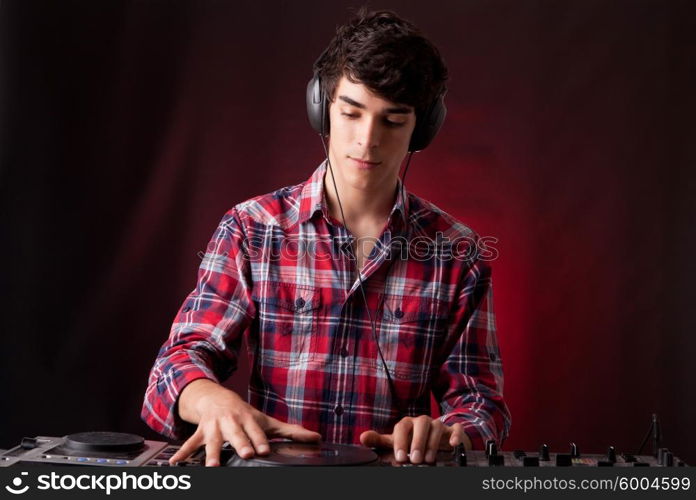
[297,160,411,232]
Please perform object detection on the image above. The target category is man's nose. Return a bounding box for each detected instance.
[356,117,381,148]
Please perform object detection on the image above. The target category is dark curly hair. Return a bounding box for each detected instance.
[313,8,448,114]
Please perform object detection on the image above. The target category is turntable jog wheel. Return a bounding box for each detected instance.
[64,432,145,453]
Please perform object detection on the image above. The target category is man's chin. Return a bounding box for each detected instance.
[342,168,382,191]
[327,158,394,192]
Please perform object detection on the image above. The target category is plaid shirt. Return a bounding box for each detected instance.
[142,162,511,449]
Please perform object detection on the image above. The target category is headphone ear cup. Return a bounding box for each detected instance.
[409,93,446,152]
[306,74,329,136]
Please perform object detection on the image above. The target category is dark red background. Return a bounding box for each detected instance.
[1,0,694,463]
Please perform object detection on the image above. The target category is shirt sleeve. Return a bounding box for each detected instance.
[141,208,256,440]
[432,258,512,450]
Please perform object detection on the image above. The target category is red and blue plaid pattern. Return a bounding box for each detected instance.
[142,162,511,449]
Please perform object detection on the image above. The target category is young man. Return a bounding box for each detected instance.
[142,9,511,466]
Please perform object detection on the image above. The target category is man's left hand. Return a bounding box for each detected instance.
[359,415,472,464]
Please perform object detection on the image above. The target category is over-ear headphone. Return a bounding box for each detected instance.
[306,73,446,152]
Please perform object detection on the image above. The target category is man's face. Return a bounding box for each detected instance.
[327,75,416,194]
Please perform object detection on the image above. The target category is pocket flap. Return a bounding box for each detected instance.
[382,295,446,323]
[255,282,320,313]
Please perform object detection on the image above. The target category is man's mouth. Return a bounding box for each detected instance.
[348,157,382,169]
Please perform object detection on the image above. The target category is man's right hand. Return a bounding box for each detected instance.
[169,379,321,466]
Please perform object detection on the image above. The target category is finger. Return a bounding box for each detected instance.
[241,419,271,455]
[277,423,321,442]
[225,423,255,460]
[169,431,203,465]
[425,420,445,463]
[448,423,464,448]
[359,430,393,449]
[264,416,321,442]
[204,435,224,467]
[392,418,413,463]
[408,416,431,464]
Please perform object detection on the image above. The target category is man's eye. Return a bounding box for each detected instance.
[340,112,404,127]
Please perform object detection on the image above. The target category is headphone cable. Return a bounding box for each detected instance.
[319,135,400,404]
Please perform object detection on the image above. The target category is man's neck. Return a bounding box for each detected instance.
[323,167,398,233]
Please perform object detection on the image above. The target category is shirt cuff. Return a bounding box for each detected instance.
[157,365,219,441]
[439,413,493,451]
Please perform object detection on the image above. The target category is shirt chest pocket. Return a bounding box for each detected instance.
[253,282,321,366]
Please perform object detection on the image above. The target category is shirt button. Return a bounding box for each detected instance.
[182,306,191,312]
[490,353,497,362]
[295,298,306,308]
[339,347,349,358]
[394,308,404,319]
[334,405,344,416]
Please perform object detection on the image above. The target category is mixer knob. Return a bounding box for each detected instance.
[539,444,550,461]
[570,442,580,458]
[606,446,616,463]
[20,438,38,450]
[488,454,505,466]
[663,452,674,467]
[453,443,467,466]
[485,440,497,458]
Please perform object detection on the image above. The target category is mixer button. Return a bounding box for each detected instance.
[523,456,539,467]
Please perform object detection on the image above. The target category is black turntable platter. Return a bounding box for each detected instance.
[225,442,378,467]
[64,432,145,453]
